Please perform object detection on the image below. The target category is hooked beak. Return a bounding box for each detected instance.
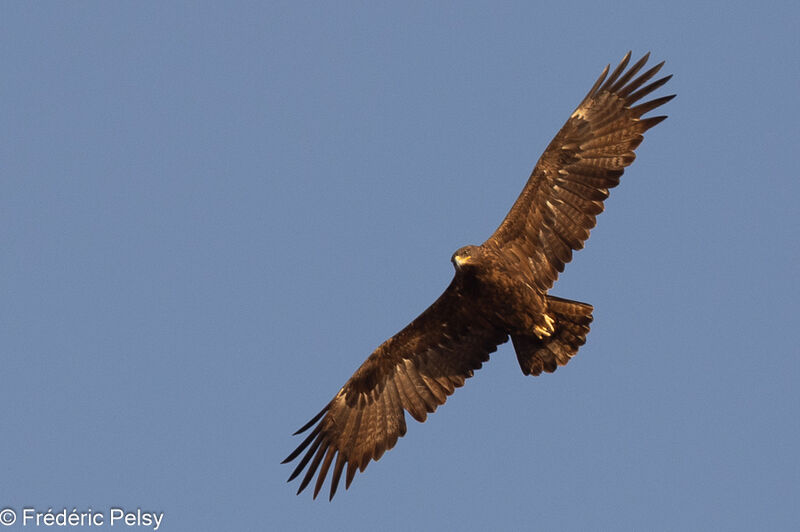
[453,254,471,269]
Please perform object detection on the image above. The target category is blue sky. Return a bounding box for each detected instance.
[1,2,798,531]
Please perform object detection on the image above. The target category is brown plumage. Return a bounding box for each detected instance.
[283,52,674,499]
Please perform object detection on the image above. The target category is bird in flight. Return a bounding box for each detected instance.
[284,51,673,500]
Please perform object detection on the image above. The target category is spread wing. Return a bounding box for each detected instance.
[283,278,507,500]
[487,52,674,290]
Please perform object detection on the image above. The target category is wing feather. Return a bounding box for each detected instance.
[488,52,673,289]
[328,452,347,499]
[283,278,507,499]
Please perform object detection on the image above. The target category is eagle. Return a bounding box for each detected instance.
[284,52,673,500]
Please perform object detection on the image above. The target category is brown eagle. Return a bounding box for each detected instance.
[284,52,673,500]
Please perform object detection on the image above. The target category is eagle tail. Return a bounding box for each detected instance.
[511,296,593,376]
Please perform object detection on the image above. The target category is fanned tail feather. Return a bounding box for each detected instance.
[512,296,593,376]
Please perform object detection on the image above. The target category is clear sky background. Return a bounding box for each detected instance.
[1,2,798,531]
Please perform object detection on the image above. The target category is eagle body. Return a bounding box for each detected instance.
[452,243,553,338]
[284,52,674,500]
[450,242,595,377]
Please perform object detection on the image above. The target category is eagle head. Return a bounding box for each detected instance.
[451,245,481,271]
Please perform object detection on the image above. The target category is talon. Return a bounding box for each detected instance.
[534,314,556,339]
